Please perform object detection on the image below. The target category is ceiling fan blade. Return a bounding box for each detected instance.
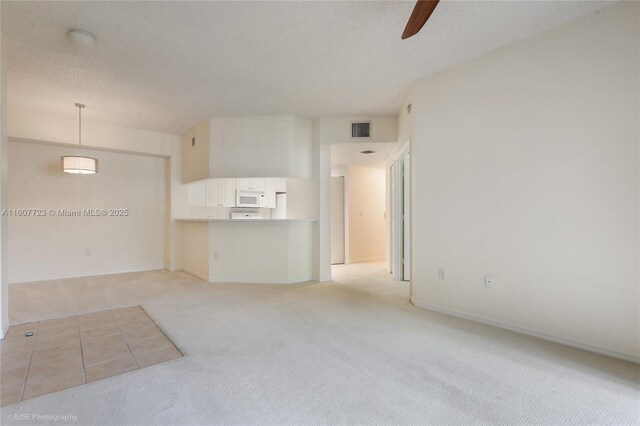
[401,0,440,40]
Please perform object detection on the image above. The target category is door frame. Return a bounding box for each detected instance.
[330,176,346,265]
[390,140,411,282]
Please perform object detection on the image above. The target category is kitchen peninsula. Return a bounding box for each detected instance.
[178,115,319,284]
[179,218,315,284]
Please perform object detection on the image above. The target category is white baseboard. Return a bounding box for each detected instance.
[182,269,209,282]
[9,266,165,285]
[350,257,386,264]
[210,276,312,284]
[0,322,8,340]
[411,297,639,364]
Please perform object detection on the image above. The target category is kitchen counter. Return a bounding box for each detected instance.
[180,219,314,284]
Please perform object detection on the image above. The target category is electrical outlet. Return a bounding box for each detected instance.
[84,249,91,257]
[485,275,495,288]
[438,267,446,280]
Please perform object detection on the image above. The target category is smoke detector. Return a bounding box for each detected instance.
[68,29,97,50]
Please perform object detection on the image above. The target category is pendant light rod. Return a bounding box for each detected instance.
[75,102,85,154]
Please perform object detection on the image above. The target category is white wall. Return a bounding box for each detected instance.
[346,165,386,264]
[209,115,311,178]
[7,105,184,274]
[210,221,313,284]
[7,142,166,282]
[409,2,639,361]
[181,221,210,281]
[0,9,8,337]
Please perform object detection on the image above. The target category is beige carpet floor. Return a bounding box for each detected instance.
[1,262,638,425]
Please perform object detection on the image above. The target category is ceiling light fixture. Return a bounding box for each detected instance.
[67,29,96,50]
[61,103,98,175]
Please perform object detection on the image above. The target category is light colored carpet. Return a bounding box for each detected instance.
[2,262,638,425]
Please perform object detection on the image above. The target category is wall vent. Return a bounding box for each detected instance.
[351,122,371,139]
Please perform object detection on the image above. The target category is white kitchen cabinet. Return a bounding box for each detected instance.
[235,178,265,192]
[188,181,207,207]
[206,179,236,207]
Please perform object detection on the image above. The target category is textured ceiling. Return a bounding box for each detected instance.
[331,142,398,169]
[3,1,612,135]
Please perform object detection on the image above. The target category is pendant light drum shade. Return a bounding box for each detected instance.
[62,103,98,175]
[61,155,98,174]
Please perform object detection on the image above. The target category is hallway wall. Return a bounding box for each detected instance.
[347,165,386,263]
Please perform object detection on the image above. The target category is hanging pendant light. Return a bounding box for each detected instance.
[61,103,98,174]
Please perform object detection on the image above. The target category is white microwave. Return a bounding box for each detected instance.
[236,190,265,208]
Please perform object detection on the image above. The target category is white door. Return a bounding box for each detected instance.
[331,177,345,264]
[402,153,411,281]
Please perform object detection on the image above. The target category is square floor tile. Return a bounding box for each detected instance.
[23,369,85,401]
[111,306,143,316]
[122,325,163,342]
[80,324,120,340]
[77,311,113,323]
[1,351,31,370]
[0,382,24,406]
[0,339,34,356]
[117,318,155,332]
[83,343,132,367]
[78,317,116,331]
[81,333,126,353]
[127,334,174,355]
[0,363,28,386]
[4,323,38,341]
[36,322,78,338]
[31,340,81,364]
[38,316,76,330]
[134,345,182,368]
[85,355,138,383]
[27,353,83,380]
[34,331,79,350]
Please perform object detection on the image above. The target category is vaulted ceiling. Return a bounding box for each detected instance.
[3,1,610,135]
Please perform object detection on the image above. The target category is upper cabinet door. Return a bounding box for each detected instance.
[235,178,251,191]
[249,178,265,192]
[205,180,220,207]
[235,178,265,192]
[220,179,236,207]
[263,178,276,208]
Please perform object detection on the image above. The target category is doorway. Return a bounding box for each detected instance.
[331,176,345,264]
[391,147,411,282]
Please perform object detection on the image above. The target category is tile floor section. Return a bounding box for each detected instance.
[0,306,182,406]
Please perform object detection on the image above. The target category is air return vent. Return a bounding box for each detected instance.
[351,122,371,139]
